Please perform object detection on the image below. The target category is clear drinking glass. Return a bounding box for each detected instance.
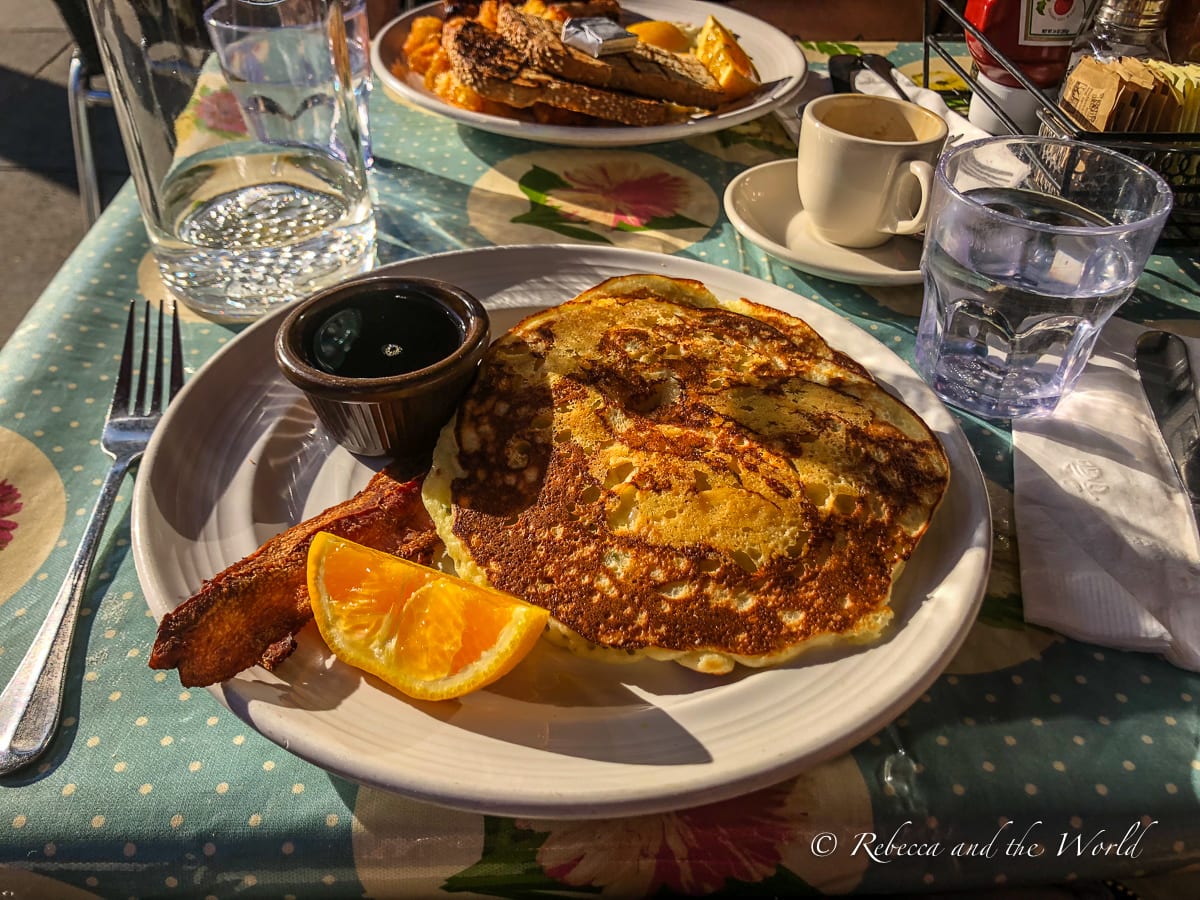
[87,0,375,322]
[341,0,373,168]
[915,136,1172,420]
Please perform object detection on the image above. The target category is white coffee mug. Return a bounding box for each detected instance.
[798,93,949,249]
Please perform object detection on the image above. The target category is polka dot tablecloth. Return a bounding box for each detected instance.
[2,44,1200,898]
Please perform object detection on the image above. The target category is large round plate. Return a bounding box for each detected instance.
[132,245,991,819]
[370,0,808,147]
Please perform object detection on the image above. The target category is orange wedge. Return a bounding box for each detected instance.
[628,20,693,54]
[307,532,548,701]
[694,15,760,100]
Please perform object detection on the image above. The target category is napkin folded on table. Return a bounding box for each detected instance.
[776,66,991,145]
[1013,317,1200,672]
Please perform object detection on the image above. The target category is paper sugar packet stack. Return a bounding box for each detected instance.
[1060,56,1200,132]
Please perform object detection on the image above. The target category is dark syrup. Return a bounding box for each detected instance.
[309,289,464,378]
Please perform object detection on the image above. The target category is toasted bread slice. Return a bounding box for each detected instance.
[443,18,685,126]
[497,4,724,109]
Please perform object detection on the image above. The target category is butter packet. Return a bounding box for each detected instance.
[561,17,638,57]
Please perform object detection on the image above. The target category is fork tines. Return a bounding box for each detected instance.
[112,300,184,418]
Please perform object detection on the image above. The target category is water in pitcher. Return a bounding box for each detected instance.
[152,144,375,320]
[87,0,381,322]
[916,186,1136,419]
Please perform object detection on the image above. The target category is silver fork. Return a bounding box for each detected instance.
[0,300,183,775]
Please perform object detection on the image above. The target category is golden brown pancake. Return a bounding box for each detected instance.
[423,275,950,674]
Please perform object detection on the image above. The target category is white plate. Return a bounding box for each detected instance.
[725,158,925,286]
[132,245,990,820]
[370,0,808,147]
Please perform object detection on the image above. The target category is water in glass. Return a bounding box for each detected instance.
[914,137,1171,420]
[154,146,375,317]
[917,187,1135,419]
[86,0,374,323]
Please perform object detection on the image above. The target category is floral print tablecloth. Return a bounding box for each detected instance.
[3,42,1200,899]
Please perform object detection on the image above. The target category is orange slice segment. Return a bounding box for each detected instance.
[628,20,693,54]
[307,532,549,701]
[694,15,760,100]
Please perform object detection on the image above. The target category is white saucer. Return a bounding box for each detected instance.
[723,158,924,286]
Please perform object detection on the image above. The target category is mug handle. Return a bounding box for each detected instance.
[880,160,934,236]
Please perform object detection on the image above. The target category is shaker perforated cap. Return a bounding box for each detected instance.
[1093,0,1171,30]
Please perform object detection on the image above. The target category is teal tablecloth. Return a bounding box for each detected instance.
[3,41,1200,898]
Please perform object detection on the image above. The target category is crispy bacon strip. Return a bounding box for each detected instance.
[148,467,440,687]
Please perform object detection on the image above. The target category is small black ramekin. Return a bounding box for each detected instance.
[274,274,490,467]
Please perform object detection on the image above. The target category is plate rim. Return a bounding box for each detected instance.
[132,243,991,819]
[368,0,809,147]
[723,158,925,286]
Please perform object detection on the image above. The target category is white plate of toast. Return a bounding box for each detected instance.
[371,0,809,147]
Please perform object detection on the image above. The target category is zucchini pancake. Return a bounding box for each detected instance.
[423,275,950,675]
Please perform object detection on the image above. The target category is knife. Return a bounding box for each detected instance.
[827,54,861,95]
[826,54,910,103]
[860,54,912,103]
[687,77,789,121]
[1135,330,1200,523]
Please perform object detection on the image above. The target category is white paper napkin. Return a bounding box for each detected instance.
[1012,316,1200,671]
[777,67,990,145]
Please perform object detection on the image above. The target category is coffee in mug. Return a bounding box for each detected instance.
[798,93,949,249]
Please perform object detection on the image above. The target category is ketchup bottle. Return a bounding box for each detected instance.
[964,0,1091,132]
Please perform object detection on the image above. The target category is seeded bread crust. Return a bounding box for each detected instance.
[496,4,724,109]
[442,18,686,127]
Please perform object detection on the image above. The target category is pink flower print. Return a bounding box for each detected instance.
[522,783,795,896]
[195,88,248,136]
[0,479,22,549]
[553,163,691,229]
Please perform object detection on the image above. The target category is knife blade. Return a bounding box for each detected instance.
[687,77,789,121]
[827,53,912,103]
[859,54,911,103]
[827,54,861,95]
[1135,330,1200,523]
